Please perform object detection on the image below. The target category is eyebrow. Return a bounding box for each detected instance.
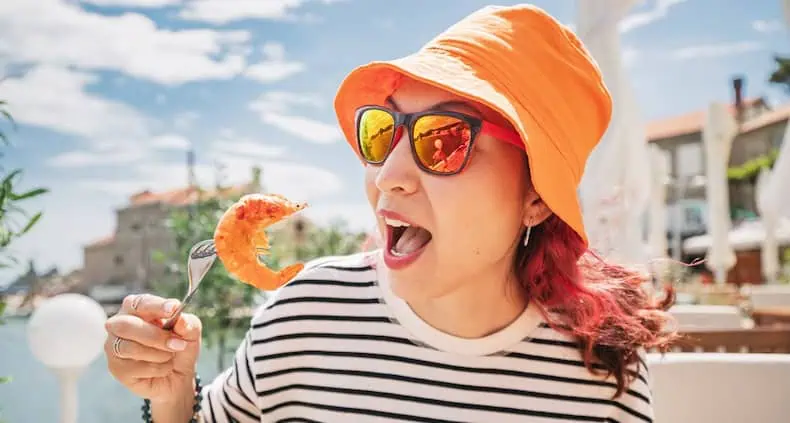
[385,96,480,115]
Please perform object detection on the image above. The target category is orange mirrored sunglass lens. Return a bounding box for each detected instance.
[413,115,472,173]
[358,109,395,162]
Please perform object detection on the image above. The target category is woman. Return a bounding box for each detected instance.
[104,4,676,422]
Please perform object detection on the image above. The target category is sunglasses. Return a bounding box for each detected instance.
[355,105,524,175]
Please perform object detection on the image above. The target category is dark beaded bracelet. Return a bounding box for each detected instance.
[141,374,203,423]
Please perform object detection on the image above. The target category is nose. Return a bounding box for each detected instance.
[374,126,419,195]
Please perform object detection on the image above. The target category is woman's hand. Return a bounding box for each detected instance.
[104,294,202,404]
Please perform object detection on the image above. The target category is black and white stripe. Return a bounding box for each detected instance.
[199,252,654,422]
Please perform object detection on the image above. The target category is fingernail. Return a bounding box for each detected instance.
[163,300,178,314]
[167,338,187,351]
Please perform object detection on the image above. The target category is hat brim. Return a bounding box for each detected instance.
[333,52,587,245]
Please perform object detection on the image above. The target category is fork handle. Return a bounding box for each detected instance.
[161,289,198,331]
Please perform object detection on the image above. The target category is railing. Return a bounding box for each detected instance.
[665,327,790,353]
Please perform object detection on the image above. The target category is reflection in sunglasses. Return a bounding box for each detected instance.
[358,109,475,173]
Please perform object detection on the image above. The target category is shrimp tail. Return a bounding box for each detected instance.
[276,263,305,285]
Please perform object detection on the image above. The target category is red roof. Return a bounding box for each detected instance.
[85,235,115,249]
[128,184,249,207]
[644,98,785,142]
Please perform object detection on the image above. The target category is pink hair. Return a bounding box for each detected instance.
[516,215,677,397]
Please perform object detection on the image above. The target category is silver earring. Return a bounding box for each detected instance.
[522,225,532,247]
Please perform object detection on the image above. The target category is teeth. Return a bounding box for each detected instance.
[384,217,410,227]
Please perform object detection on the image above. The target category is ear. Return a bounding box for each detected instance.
[522,187,552,227]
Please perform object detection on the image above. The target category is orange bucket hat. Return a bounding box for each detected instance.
[333,4,612,246]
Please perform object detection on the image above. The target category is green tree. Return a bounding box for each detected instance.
[287,219,369,262]
[0,95,48,418]
[150,192,276,371]
[769,55,790,94]
[0,101,47,268]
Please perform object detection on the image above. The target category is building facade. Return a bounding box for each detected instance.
[646,78,790,283]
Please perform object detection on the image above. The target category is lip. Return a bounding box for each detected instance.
[377,209,418,226]
[377,208,430,270]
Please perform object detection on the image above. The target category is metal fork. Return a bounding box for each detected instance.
[162,239,217,330]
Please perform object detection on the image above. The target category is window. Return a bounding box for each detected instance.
[684,207,703,227]
[114,255,124,266]
[130,222,142,232]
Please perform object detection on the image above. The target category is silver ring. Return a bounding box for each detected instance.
[112,337,124,358]
[130,295,142,311]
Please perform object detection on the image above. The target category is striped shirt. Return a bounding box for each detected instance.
[198,251,653,422]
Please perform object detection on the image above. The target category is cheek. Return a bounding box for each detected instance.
[430,171,523,254]
[364,166,379,206]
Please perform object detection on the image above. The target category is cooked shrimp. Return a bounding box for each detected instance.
[213,193,308,291]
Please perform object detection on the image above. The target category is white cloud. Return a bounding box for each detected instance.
[177,0,343,24]
[150,134,192,150]
[47,149,145,167]
[0,65,182,168]
[78,179,150,194]
[0,0,249,85]
[752,19,784,33]
[670,41,763,60]
[259,112,343,144]
[244,42,305,83]
[2,66,202,171]
[80,0,181,7]
[620,0,687,34]
[210,137,286,159]
[172,111,200,131]
[249,91,324,114]
[2,65,150,143]
[79,156,344,202]
[249,91,342,144]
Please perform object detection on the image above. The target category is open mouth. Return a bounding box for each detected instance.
[386,217,433,257]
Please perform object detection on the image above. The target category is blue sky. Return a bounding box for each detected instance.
[1,0,788,284]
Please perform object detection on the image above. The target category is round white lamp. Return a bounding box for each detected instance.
[27,294,108,423]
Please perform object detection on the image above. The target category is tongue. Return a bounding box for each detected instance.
[393,226,432,255]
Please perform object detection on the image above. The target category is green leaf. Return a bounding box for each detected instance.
[19,212,42,235]
[9,187,48,201]
[1,169,21,187]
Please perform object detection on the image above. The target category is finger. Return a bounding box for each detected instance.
[170,313,202,342]
[107,315,187,352]
[108,337,174,363]
[109,357,175,380]
[120,294,180,321]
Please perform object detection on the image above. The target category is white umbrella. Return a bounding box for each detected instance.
[761,117,790,220]
[756,118,790,282]
[756,168,780,283]
[577,0,651,264]
[703,102,738,284]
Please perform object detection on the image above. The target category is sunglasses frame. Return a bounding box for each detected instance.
[355,105,514,176]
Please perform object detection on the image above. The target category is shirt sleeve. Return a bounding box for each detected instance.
[198,331,260,423]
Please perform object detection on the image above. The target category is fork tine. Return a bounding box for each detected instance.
[189,240,216,259]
